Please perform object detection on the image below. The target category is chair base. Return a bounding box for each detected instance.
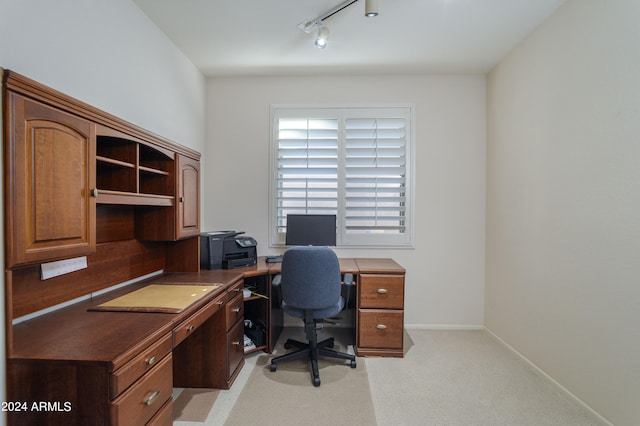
[270,336,357,387]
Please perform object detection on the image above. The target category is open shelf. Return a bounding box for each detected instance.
[96,155,135,169]
[96,132,175,205]
[244,345,267,355]
[139,165,169,176]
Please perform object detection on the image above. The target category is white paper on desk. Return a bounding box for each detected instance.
[41,256,88,280]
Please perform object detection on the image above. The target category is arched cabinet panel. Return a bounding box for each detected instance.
[5,93,96,268]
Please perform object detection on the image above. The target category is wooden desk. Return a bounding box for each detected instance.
[7,258,404,425]
[235,257,406,358]
[8,270,245,426]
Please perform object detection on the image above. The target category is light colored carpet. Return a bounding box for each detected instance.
[172,388,220,422]
[366,329,608,426]
[224,326,376,426]
[173,328,609,425]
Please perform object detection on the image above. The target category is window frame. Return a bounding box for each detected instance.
[270,104,415,249]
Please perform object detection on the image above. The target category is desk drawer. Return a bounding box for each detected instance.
[225,293,244,330]
[111,333,172,398]
[174,295,224,346]
[147,398,173,426]
[358,309,404,349]
[111,353,173,426]
[224,280,243,303]
[359,274,404,309]
[227,319,245,379]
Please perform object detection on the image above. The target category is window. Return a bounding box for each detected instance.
[271,106,413,247]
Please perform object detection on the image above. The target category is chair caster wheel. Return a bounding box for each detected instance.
[270,364,277,372]
[350,360,357,368]
[313,377,321,387]
[327,338,335,348]
[284,342,292,349]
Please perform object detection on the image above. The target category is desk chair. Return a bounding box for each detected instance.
[269,246,356,386]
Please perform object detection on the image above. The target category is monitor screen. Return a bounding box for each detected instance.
[285,214,337,246]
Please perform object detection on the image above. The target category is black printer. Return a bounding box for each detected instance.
[200,231,257,269]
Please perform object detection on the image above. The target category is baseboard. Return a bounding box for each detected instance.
[404,324,484,330]
[484,327,613,426]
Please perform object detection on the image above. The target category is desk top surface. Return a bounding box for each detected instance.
[10,270,244,367]
[10,258,403,367]
[235,257,403,275]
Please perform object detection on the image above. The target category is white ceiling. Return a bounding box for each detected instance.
[133,0,566,77]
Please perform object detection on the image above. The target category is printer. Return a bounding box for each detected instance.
[200,231,257,269]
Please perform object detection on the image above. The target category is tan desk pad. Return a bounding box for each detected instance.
[91,284,222,314]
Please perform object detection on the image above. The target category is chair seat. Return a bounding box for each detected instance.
[283,298,344,319]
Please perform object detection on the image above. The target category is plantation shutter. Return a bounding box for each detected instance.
[342,108,409,245]
[275,111,339,235]
[271,106,412,247]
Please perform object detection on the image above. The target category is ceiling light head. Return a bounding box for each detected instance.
[365,0,379,17]
[315,24,330,49]
[298,0,379,49]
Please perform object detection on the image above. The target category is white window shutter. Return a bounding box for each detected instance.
[275,115,338,235]
[271,106,412,247]
[344,117,407,232]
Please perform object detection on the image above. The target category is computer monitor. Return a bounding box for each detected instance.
[285,214,337,246]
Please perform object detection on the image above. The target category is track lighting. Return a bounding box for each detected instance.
[365,0,379,17]
[315,24,330,49]
[298,0,379,49]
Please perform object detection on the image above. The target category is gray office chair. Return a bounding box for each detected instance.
[269,246,356,386]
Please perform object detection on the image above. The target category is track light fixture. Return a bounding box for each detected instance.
[365,0,379,17]
[315,23,330,49]
[298,0,378,49]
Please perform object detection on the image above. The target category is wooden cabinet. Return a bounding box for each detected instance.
[8,333,174,426]
[3,71,209,425]
[96,126,201,241]
[226,319,246,381]
[214,281,245,388]
[4,92,96,268]
[176,154,200,239]
[172,277,245,390]
[3,70,200,273]
[355,260,406,357]
[135,153,200,241]
[95,125,175,207]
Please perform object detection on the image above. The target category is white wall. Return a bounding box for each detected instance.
[0,1,206,424]
[205,74,486,328]
[486,1,640,424]
[0,0,205,152]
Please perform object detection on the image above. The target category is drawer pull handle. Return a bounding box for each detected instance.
[232,307,241,313]
[146,356,156,366]
[376,288,388,294]
[91,188,99,198]
[144,390,160,406]
[217,300,224,305]
[231,340,241,346]
[376,324,387,330]
[187,325,195,332]
[234,287,241,292]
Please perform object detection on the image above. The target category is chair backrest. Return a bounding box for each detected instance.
[280,246,341,310]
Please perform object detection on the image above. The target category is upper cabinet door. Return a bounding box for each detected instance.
[176,154,200,239]
[5,93,96,268]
